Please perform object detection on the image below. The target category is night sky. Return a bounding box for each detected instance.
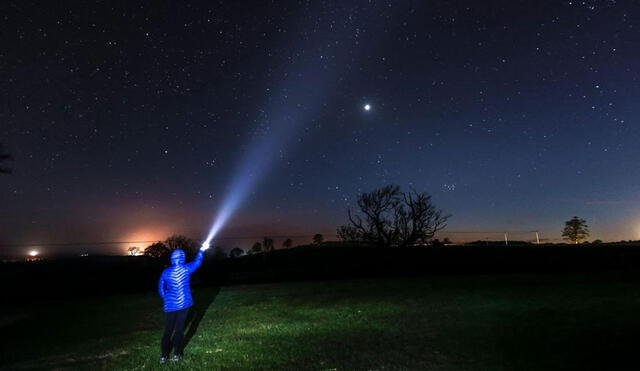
[2,1,639,254]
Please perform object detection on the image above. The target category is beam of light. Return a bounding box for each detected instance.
[202,70,332,249]
[200,5,384,247]
[203,113,300,248]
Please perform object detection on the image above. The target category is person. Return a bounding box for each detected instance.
[158,242,210,363]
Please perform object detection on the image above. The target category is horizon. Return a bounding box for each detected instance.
[2,229,638,259]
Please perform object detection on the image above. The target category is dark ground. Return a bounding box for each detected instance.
[2,244,639,370]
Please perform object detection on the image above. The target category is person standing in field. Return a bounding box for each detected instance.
[158,242,210,363]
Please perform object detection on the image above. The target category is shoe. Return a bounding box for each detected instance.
[171,354,182,362]
[160,356,168,364]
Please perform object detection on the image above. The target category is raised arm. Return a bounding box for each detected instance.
[186,249,204,273]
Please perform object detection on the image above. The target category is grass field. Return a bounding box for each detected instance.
[2,273,639,370]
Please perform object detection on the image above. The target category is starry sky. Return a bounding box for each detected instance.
[2,0,640,254]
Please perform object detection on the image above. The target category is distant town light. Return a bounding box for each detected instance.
[29,250,39,257]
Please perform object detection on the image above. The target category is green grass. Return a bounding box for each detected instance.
[3,273,640,370]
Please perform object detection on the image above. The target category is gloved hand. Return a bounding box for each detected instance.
[201,241,210,251]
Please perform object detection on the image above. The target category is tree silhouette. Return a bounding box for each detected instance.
[229,247,244,258]
[312,233,324,245]
[338,185,450,248]
[144,241,169,258]
[143,235,198,259]
[250,242,262,254]
[562,216,590,244]
[0,144,12,174]
[282,238,293,249]
[165,234,199,260]
[263,237,274,253]
[337,225,360,242]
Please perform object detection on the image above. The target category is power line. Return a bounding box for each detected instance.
[0,230,545,248]
[0,234,340,248]
[441,230,539,234]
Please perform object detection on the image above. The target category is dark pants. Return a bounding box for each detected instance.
[161,308,189,357]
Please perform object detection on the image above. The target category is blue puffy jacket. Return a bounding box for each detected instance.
[158,249,204,312]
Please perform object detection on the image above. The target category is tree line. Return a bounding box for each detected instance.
[132,233,328,260]
[128,185,593,259]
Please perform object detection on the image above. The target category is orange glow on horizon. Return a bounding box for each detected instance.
[119,226,175,254]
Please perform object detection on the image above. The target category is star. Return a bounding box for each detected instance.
[363,104,371,111]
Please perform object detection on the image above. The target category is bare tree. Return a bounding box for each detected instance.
[339,185,449,248]
[0,144,12,174]
[337,225,360,242]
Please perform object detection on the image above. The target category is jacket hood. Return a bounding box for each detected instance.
[170,249,185,265]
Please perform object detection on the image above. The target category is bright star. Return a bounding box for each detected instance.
[364,104,371,111]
